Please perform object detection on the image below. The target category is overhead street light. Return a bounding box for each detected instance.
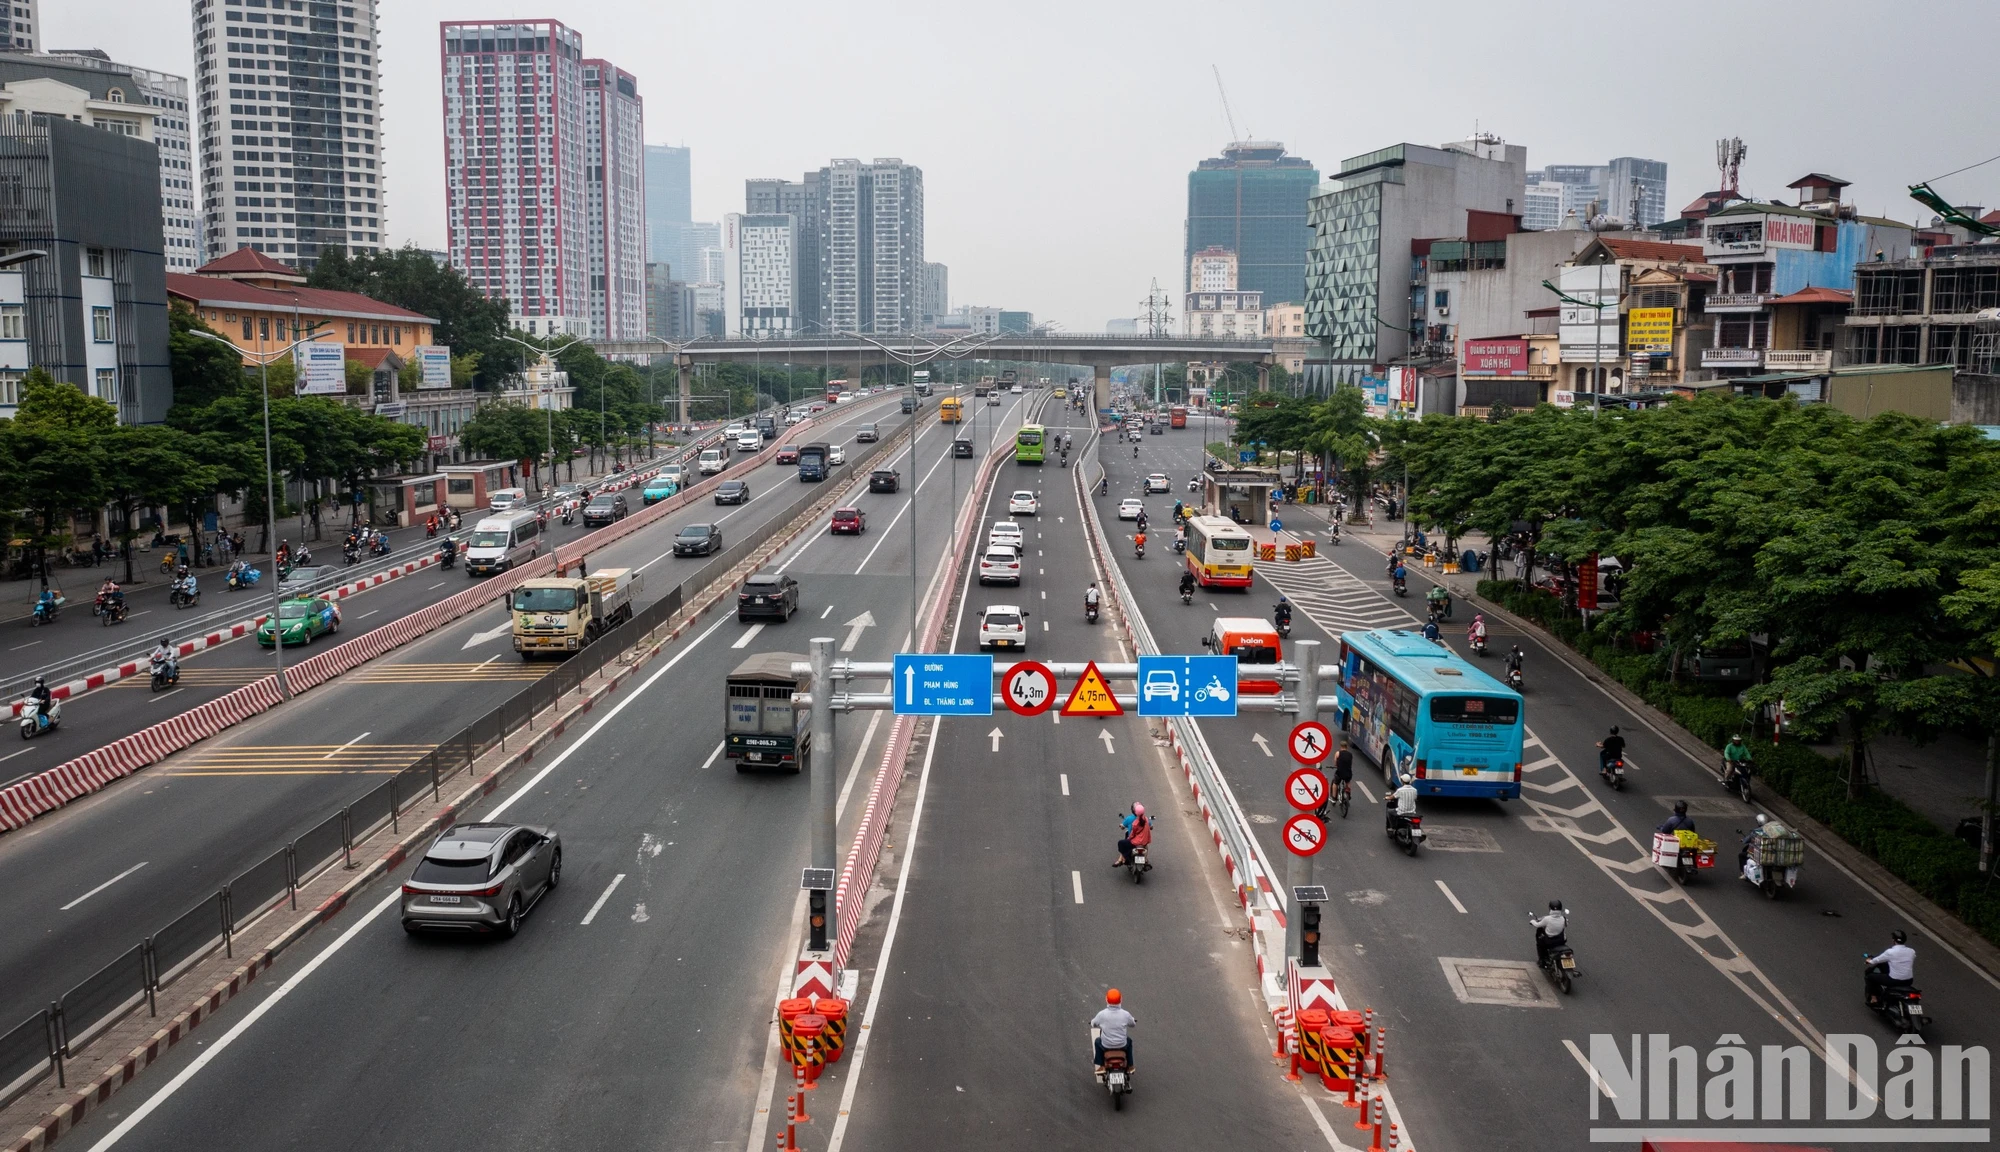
[497,331,585,494]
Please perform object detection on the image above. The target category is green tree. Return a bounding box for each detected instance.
[308,245,521,386]
[167,305,248,412]
[7,371,113,575]
[100,425,223,582]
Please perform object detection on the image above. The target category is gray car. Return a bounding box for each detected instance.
[399,822,562,937]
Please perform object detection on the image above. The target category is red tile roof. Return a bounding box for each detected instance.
[1767,286,1852,306]
[346,347,397,370]
[1600,238,1709,264]
[166,273,437,324]
[1981,210,2000,226]
[194,247,303,277]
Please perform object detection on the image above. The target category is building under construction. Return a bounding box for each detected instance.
[1846,243,2000,421]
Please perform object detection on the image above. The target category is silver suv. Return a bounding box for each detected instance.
[400,822,562,937]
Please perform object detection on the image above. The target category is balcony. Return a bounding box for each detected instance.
[1762,349,1832,372]
[1704,292,1772,313]
[1700,347,1763,369]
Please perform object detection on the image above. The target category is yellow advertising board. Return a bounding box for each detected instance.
[1627,307,1675,350]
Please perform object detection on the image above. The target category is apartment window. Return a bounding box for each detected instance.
[91,306,114,342]
[346,322,355,341]
[0,304,20,340]
[259,316,270,341]
[242,316,254,339]
[85,247,108,277]
[0,370,20,405]
[94,368,116,401]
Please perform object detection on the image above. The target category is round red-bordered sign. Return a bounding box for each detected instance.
[1288,721,1333,765]
[1002,660,1057,717]
[1282,813,1327,857]
[1285,767,1329,812]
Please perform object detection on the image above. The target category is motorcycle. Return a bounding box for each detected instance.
[1092,1027,1134,1109]
[1470,632,1488,657]
[1865,961,1932,1035]
[1085,600,1100,625]
[343,542,360,566]
[1274,612,1292,638]
[1172,536,1185,554]
[226,565,261,591]
[1720,758,1754,804]
[98,596,126,627]
[1133,539,1145,560]
[169,580,199,610]
[1389,812,1425,855]
[1427,590,1453,619]
[19,698,60,740]
[1598,754,1627,791]
[1392,575,1408,597]
[1506,665,1524,693]
[440,544,458,570]
[1180,586,1194,606]
[149,653,180,692]
[561,504,576,526]
[31,596,59,626]
[369,536,390,557]
[1533,918,1581,994]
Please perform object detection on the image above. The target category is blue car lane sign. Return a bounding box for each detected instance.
[1135,654,1239,717]
[892,653,994,716]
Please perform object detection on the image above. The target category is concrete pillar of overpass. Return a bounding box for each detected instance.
[676,354,693,425]
[1257,356,1272,393]
[1092,364,1110,418]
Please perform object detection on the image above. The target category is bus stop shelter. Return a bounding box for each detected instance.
[1199,468,1278,527]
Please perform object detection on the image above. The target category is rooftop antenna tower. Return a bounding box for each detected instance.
[1716,137,1747,196]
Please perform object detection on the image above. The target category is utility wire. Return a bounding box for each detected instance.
[1925,152,2000,185]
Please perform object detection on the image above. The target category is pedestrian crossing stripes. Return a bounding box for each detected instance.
[160,743,432,776]
[1252,554,1418,636]
[346,661,548,684]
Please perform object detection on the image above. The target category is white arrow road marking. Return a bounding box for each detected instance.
[1097,730,1116,754]
[988,727,1004,752]
[1250,732,1273,757]
[461,622,513,649]
[840,610,876,652]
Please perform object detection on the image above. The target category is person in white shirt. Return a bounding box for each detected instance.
[1531,900,1570,969]
[1864,930,1916,1005]
[1387,773,1419,833]
[1091,988,1136,1072]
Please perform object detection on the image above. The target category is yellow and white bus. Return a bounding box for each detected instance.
[1184,515,1254,589]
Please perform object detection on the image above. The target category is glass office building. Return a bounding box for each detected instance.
[1185,141,1319,306]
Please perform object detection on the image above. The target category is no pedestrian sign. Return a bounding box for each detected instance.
[1060,661,1123,717]
[1003,660,1056,717]
[1282,813,1327,857]
[1289,721,1333,765]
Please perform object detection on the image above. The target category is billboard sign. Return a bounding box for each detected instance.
[1626,308,1675,350]
[415,345,452,389]
[1762,215,1818,250]
[1462,338,1527,376]
[295,341,347,396]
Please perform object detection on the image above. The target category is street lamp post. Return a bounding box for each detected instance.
[498,332,583,497]
[190,326,332,699]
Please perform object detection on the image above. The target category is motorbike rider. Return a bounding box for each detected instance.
[150,636,178,681]
[1722,733,1754,781]
[1092,989,1136,1074]
[1738,813,1773,876]
[34,587,58,620]
[1113,802,1152,869]
[29,675,52,729]
[1505,644,1525,677]
[1426,583,1449,614]
[440,536,458,564]
[1273,596,1293,631]
[1173,525,1187,553]
[1656,800,1698,835]
[1084,582,1101,615]
[1133,530,1147,556]
[1392,559,1408,590]
[1597,725,1627,773]
[1469,613,1488,649]
[97,578,125,618]
[173,565,197,598]
[1863,930,1916,1007]
[1531,900,1570,969]
[1420,614,1442,643]
[1387,772,1419,833]
[1099,476,1109,497]
[275,540,291,570]
[1178,569,1198,600]
[1134,509,1148,534]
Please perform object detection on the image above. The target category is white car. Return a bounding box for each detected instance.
[1116,499,1144,520]
[698,449,726,475]
[829,445,847,465]
[659,464,685,486]
[735,431,761,453]
[785,411,806,425]
[978,544,1022,585]
[977,604,1029,651]
[1008,490,1039,516]
[988,521,1024,550]
[1142,670,1180,702]
[1145,473,1170,494]
[721,423,747,439]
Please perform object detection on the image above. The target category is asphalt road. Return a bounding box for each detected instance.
[47,390,1039,1152]
[1093,424,2000,1150]
[0,392,940,1034]
[822,405,1329,1148]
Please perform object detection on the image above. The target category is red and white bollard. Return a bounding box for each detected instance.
[1367,1096,1386,1152]
[1374,1025,1388,1081]
[1388,1120,1401,1150]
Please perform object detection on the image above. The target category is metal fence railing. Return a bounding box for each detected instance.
[0,400,910,1112]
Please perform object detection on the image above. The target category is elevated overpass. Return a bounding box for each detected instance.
[585,333,1276,420]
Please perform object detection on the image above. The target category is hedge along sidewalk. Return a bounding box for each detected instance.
[1455,574,2000,985]
[0,455,867,1152]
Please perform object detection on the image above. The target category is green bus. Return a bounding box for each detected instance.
[1015,424,1045,464]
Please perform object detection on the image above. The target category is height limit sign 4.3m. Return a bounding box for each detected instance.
[1003,660,1056,717]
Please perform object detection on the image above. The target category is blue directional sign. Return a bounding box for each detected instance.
[892,653,994,716]
[1135,654,1240,717]
[1238,450,1255,464]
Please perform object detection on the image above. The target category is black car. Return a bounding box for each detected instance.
[868,469,901,493]
[900,396,917,413]
[714,479,751,505]
[673,523,722,556]
[952,438,974,458]
[582,493,628,527]
[737,571,800,621]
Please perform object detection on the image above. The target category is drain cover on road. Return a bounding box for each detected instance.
[1420,824,1503,852]
[1437,957,1561,1008]
[1661,797,1744,818]
[1521,815,1581,835]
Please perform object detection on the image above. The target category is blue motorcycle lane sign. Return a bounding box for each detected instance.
[1136,654,1239,717]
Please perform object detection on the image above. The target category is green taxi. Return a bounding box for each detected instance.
[257,595,342,647]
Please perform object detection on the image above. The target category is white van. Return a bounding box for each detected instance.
[464,511,541,576]
[698,449,726,475]
[487,487,528,512]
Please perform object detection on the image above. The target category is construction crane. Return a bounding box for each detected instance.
[1212,65,1246,145]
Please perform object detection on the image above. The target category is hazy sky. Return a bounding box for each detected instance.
[56,1,2000,330]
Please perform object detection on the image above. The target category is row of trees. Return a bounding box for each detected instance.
[1313,392,2000,802]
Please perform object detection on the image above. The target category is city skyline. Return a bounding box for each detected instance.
[44,0,2000,331]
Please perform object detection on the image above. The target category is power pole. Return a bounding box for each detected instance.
[1142,278,1175,405]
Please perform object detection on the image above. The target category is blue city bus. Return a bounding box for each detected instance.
[1333,628,1525,799]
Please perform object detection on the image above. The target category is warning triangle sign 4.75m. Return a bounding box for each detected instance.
[1060,661,1124,717]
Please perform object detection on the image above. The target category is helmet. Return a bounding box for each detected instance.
[1400,773,1414,785]
[1609,725,1620,735]
[1892,930,1907,945]
[1755,813,1768,827]
[1731,734,1743,742]
[34,675,45,687]
[158,637,170,647]
[1673,800,1688,815]
[1132,802,1146,817]
[1105,988,1122,1005]
[1549,899,1564,911]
